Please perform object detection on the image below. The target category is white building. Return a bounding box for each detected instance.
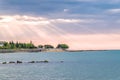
[0,41,4,47]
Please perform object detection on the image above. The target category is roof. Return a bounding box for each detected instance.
[0,41,4,44]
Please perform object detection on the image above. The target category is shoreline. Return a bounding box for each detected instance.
[67,50,108,52]
[0,48,66,53]
[0,49,118,53]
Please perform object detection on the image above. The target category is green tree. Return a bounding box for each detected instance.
[3,42,10,49]
[15,42,19,48]
[26,43,36,49]
[44,45,54,49]
[56,44,69,50]
[9,41,16,49]
[38,45,43,48]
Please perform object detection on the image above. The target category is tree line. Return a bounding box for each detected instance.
[0,41,69,50]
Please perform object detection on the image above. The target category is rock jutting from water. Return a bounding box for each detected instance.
[17,61,22,63]
[9,61,15,64]
[2,62,7,64]
[1,60,50,64]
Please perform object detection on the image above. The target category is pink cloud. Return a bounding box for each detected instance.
[0,15,120,50]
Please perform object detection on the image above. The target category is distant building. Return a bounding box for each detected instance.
[0,41,4,47]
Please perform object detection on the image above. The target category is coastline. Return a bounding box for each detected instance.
[0,49,111,53]
[0,48,66,53]
[67,50,108,52]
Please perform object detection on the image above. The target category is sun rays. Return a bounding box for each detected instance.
[0,15,120,50]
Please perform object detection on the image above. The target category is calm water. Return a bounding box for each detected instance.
[0,50,120,80]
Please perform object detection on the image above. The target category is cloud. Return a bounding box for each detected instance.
[75,0,97,2]
[108,0,120,3]
[0,15,99,24]
[50,19,81,23]
[107,8,120,14]
[0,15,119,50]
[63,9,69,12]
[0,15,119,35]
[0,0,119,50]
[0,0,105,16]
[76,0,120,3]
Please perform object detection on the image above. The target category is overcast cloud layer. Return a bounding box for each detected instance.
[0,0,120,50]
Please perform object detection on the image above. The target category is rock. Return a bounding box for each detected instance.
[9,61,15,63]
[17,61,22,63]
[38,60,49,63]
[28,61,35,63]
[36,61,41,63]
[44,60,49,63]
[2,62,7,64]
[60,61,64,63]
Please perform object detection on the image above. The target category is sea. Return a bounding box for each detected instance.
[0,50,119,80]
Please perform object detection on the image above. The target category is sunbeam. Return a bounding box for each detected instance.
[0,15,120,50]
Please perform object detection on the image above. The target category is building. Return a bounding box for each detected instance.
[0,41,4,47]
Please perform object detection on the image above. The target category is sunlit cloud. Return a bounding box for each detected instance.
[0,0,120,50]
[0,15,70,40]
[0,15,120,50]
[63,9,69,12]
[107,8,120,14]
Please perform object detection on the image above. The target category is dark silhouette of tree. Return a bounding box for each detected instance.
[56,44,69,50]
[38,45,43,48]
[44,45,54,49]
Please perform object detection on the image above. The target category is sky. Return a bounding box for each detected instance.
[0,0,120,50]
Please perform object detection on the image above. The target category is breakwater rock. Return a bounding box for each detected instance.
[1,60,49,64]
